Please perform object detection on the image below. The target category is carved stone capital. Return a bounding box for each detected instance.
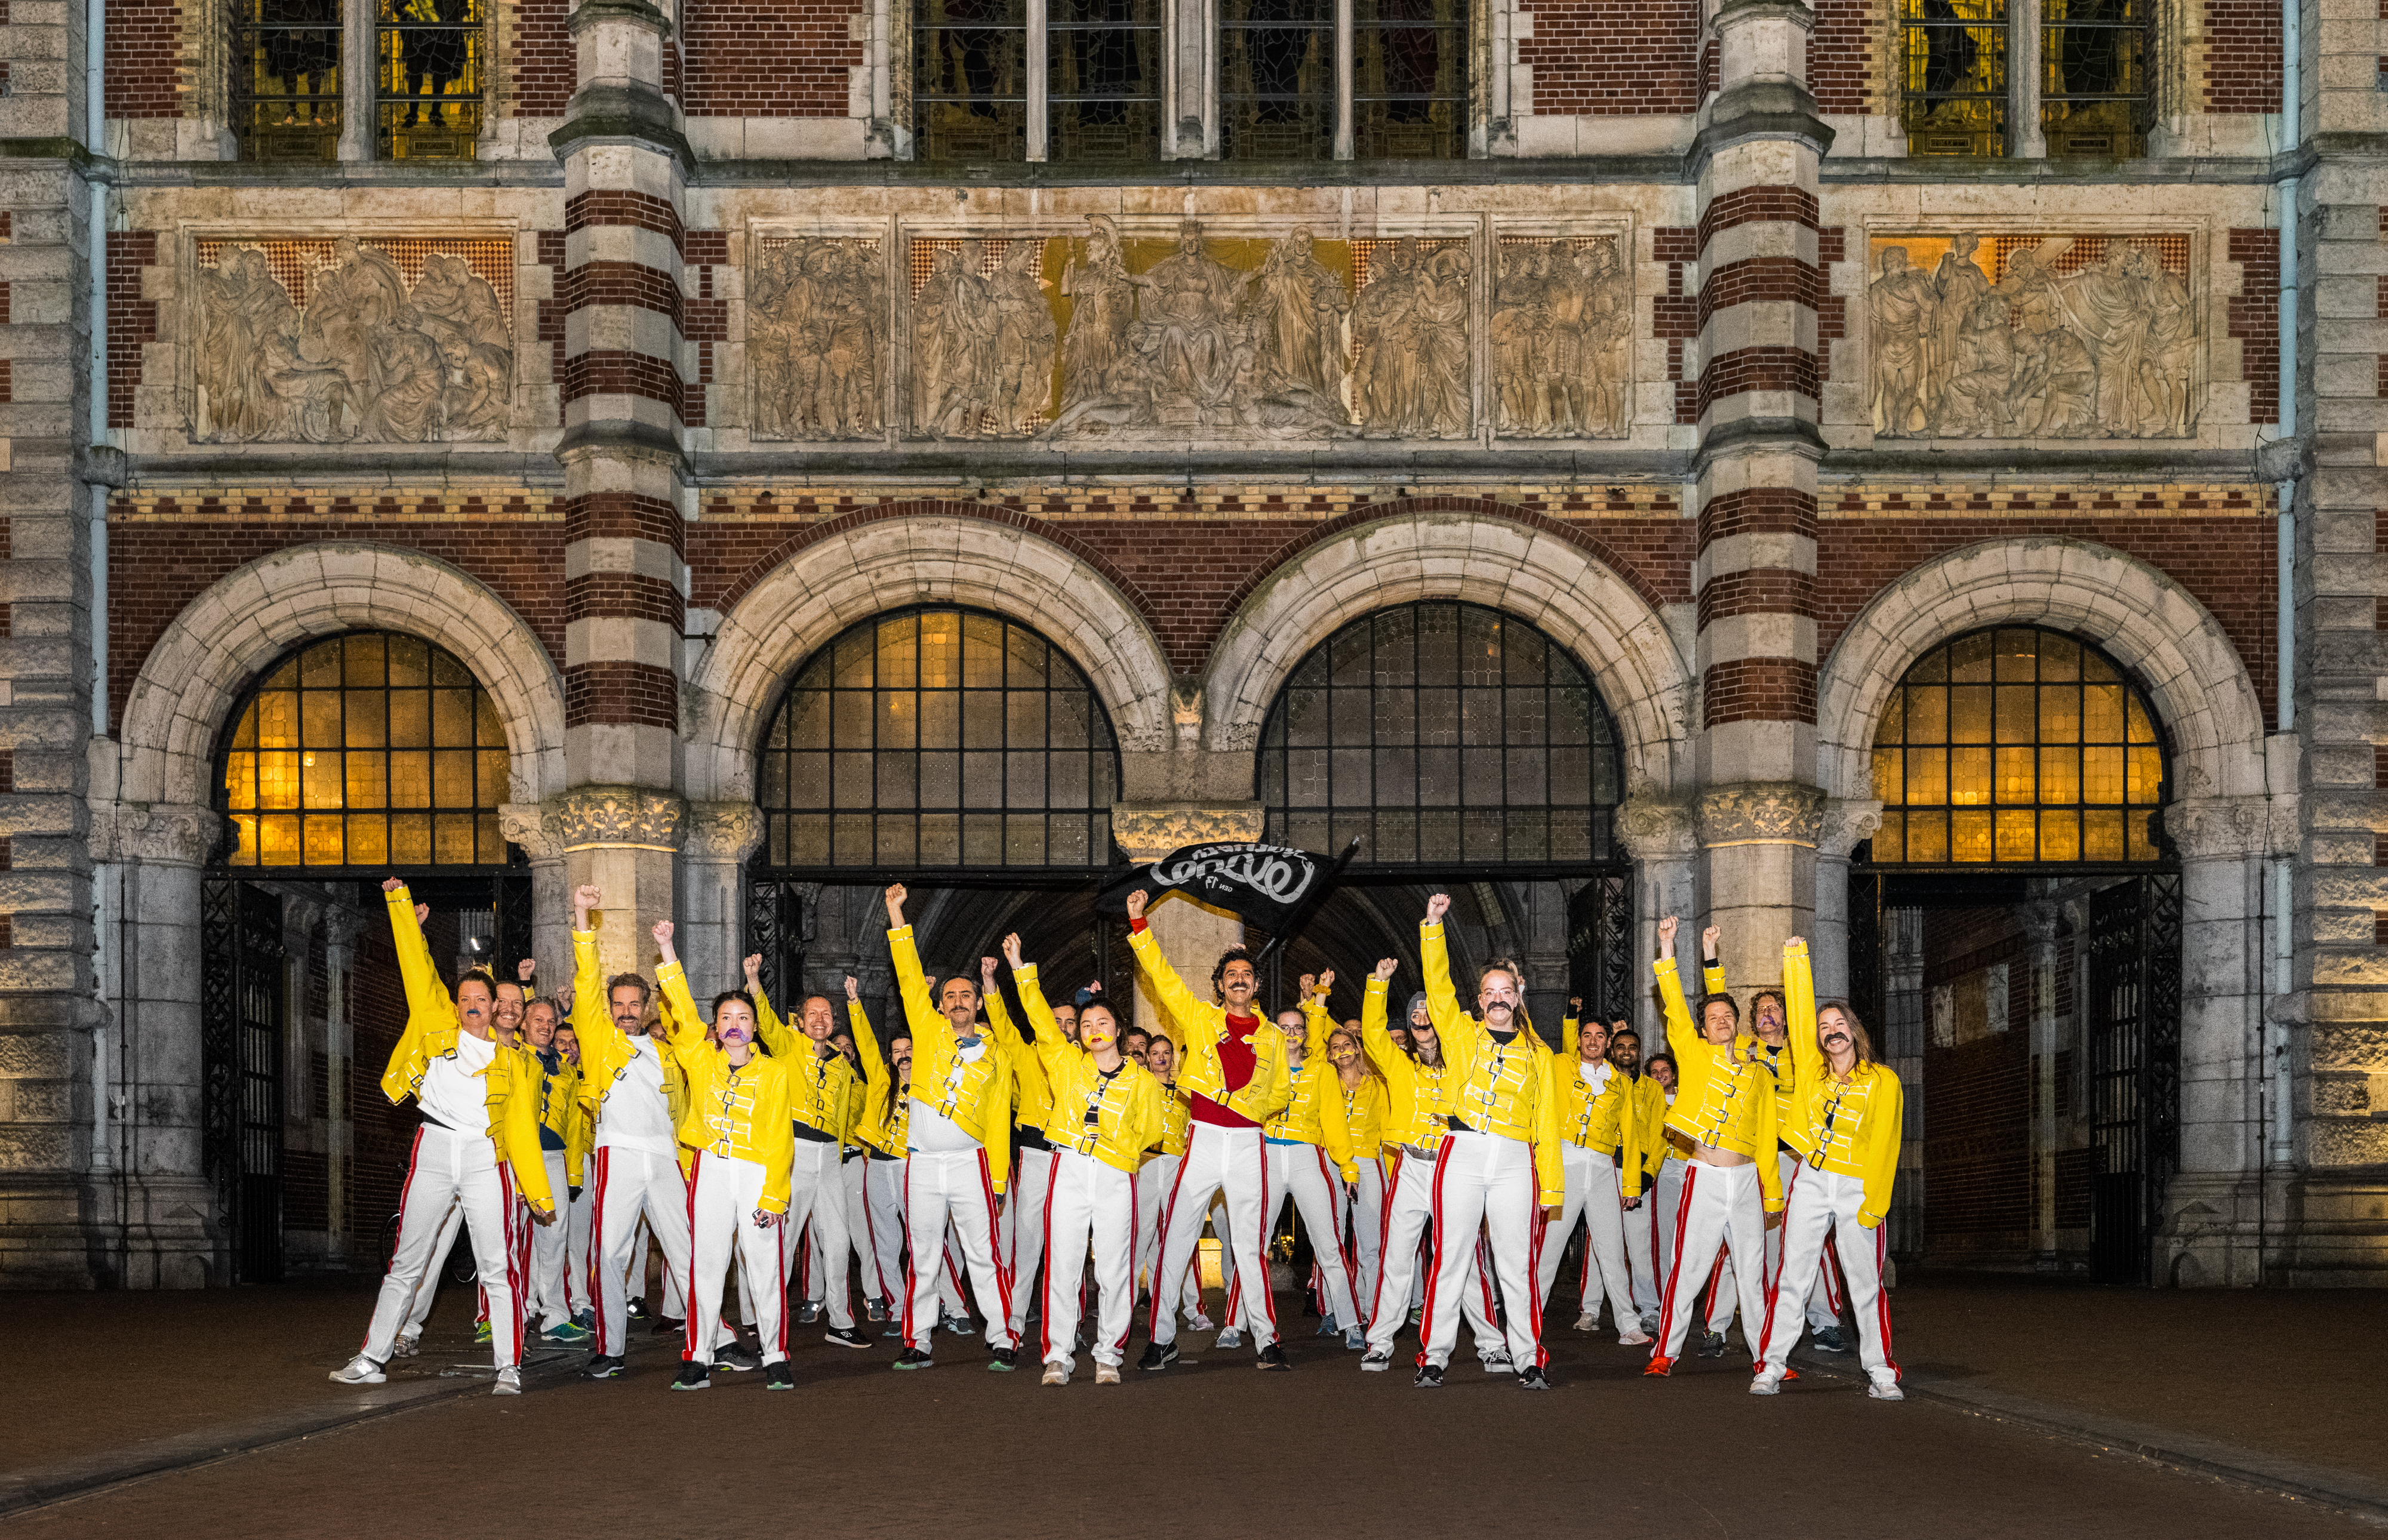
[1696,782,1826,848]
[685,800,765,864]
[1614,797,1699,862]
[1109,801,1266,863]
[1817,798,1885,859]
[322,905,360,949]
[94,802,222,866]
[2163,795,2268,861]
[556,787,687,852]
[498,802,568,862]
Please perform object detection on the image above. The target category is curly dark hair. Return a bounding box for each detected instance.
[1210,945,1258,1002]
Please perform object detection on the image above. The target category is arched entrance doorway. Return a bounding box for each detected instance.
[1848,626,2180,1286]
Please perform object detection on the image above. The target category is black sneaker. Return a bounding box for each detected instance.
[1811,1326,1848,1354]
[670,1362,710,1391]
[797,1303,821,1325]
[824,1326,870,1349]
[987,1347,1018,1372]
[654,1316,685,1338]
[893,1347,934,1371]
[1699,1330,1727,1359]
[627,1299,651,1320]
[581,1354,624,1381]
[1518,1365,1552,1391]
[1137,1341,1178,1372]
[1256,1343,1293,1372]
[866,1297,889,1323]
[1414,1363,1445,1389]
[765,1362,796,1391]
[713,1342,761,1372]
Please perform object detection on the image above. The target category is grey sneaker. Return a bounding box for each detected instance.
[1360,1348,1392,1371]
[1481,1349,1512,1374]
[1811,1326,1848,1354]
[1869,1377,1906,1402]
[328,1354,386,1385]
[390,1336,420,1360]
[713,1342,762,1372]
[492,1367,522,1396]
[1343,1325,1366,1351]
[796,1302,821,1325]
[1216,1327,1244,1350]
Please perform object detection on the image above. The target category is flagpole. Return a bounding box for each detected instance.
[1250,837,1362,971]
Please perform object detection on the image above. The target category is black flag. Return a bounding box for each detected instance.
[1097,840,1338,934]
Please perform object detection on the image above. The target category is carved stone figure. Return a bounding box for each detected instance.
[912,244,1000,438]
[1869,245,1935,438]
[989,239,1057,435]
[1349,239,1420,438]
[1488,239,1626,439]
[1056,214,1135,415]
[750,237,882,439]
[1247,229,1349,405]
[194,238,513,444]
[1924,232,1991,431]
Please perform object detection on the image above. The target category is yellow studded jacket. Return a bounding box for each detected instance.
[1260,991,1361,1182]
[1654,954,1768,1159]
[656,962,795,1213]
[1153,1082,1192,1157]
[1125,924,1292,1126]
[1357,975,1451,1153]
[1420,922,1564,1206]
[1338,1071,1388,1162]
[753,982,858,1141]
[1550,1018,1637,1162]
[531,1047,586,1186]
[566,928,688,1138]
[996,987,1056,1138]
[1756,940,1903,1224]
[1013,963,1166,1173]
[1618,1072,1671,1198]
[890,924,1015,1196]
[846,998,909,1156]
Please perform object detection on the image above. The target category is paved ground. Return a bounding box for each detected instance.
[4,1273,2383,1539]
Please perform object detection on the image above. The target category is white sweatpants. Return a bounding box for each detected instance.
[779,1139,855,1330]
[1538,1144,1637,1333]
[566,1176,592,1318]
[590,1144,692,1359]
[360,1125,525,1370]
[629,1215,688,1319]
[1754,1165,1900,1382]
[1421,1129,1543,1370]
[1347,1157,1386,1320]
[861,1156,911,1303]
[1134,1154,1205,1320]
[1004,1145,1058,1339]
[904,1145,1013,1352]
[1041,1149,1137,1368]
[1652,1157,1735,1332]
[1148,1122,1275,1350]
[1654,1157,1769,1361]
[1366,1147,1498,1356]
[525,1149,573,1330]
[398,1200,464,1342]
[804,1157,876,1309]
[1770,1150,1844,1333]
[685,1150,789,1366]
[1228,1142,1358,1333]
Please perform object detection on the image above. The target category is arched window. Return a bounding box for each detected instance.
[755,607,1121,871]
[219,632,513,868]
[1256,601,1624,868]
[1869,626,2167,865]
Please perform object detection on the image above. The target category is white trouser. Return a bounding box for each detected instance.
[1654,1157,1769,1360]
[361,1125,525,1370]
[779,1138,854,1330]
[399,1200,465,1342]
[591,1144,692,1359]
[1041,1149,1137,1367]
[685,1150,789,1366]
[1770,1150,1843,1332]
[525,1149,573,1330]
[1347,1156,1386,1319]
[904,1145,1014,1352]
[1654,1158,1731,1330]
[1229,1142,1358,1332]
[1538,1144,1638,1333]
[566,1176,593,1318]
[1626,1165,1660,1318]
[629,1215,684,1318]
[1004,1145,1058,1338]
[804,1155,878,1307]
[1149,1122,1275,1349]
[1421,1129,1543,1370]
[1134,1154,1205,1319]
[1366,1146,1498,1355]
[1755,1165,1900,1382]
[862,1156,916,1304]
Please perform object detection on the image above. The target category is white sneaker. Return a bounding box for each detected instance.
[1750,1369,1784,1396]
[1617,1328,1652,1347]
[390,1336,420,1360]
[493,1367,522,1396]
[1215,1328,1244,1350]
[1481,1350,1512,1374]
[1573,1312,1598,1333]
[1095,1364,1121,1385]
[1868,1378,1904,1402]
[328,1354,386,1386]
[1041,1362,1070,1386]
[1186,1313,1215,1332]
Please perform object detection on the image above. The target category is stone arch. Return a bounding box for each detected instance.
[116,542,568,809]
[1816,537,2269,806]
[1202,507,1695,796]
[685,512,1175,803]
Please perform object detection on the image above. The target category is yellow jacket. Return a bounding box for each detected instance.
[566,927,688,1136]
[1125,924,1292,1126]
[656,962,795,1214]
[889,924,1015,1196]
[1013,963,1167,1173]
[1261,993,1362,1182]
[1757,940,1903,1224]
[1420,922,1563,1206]
[531,1046,586,1186]
[1618,1073,1670,1198]
[752,982,859,1140]
[1550,1018,1636,1160]
[1700,955,1809,1157]
[847,998,910,1156]
[1654,955,1768,1159]
[1338,1073,1388,1161]
[374,885,555,1216]
[1153,1082,1192,1157]
[1357,976,1451,1152]
[995,988,1055,1138]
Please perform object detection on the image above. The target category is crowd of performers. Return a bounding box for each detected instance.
[331,879,1902,1398]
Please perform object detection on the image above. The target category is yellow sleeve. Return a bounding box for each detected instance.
[562,1065,586,1186]
[1784,940,1820,1091]
[1419,920,1464,1042]
[1616,1067,1639,1197]
[1859,1068,1903,1227]
[1654,957,1697,1065]
[1559,1015,1578,1059]
[654,962,712,1076]
[984,985,1021,1049]
[1125,923,1210,1041]
[1303,990,1332,1060]
[1012,964,1080,1091]
[1701,956,1727,999]
[984,1048,1015,1197]
[848,997,889,1105]
[1756,1067,1784,1212]
[493,1051,556,1215]
[1357,977,1414,1107]
[1530,1045,1564,1206]
[888,925,952,1052]
[756,1062,794,1215]
[752,980,796,1060]
[1316,1065,1357,1182]
[1127,1070,1166,1160]
[570,928,627,1059]
[386,884,455,1021]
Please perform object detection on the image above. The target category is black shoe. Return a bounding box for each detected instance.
[1518,1365,1552,1391]
[865,1297,889,1323]
[581,1354,623,1381]
[1257,1343,1293,1372]
[1811,1326,1848,1354]
[987,1347,1019,1373]
[1137,1341,1178,1372]
[765,1362,796,1390]
[824,1326,870,1349]
[1699,1331,1726,1359]
[1414,1363,1445,1388]
[797,1303,821,1325]
[713,1342,761,1372]
[670,1362,710,1391]
[627,1299,651,1320]
[654,1316,685,1337]
[893,1347,934,1371]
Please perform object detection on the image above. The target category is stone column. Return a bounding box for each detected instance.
[1697,783,1823,994]
[499,800,574,984]
[1616,797,1698,1037]
[2020,898,2059,1262]
[322,905,357,1263]
[1110,802,1263,1042]
[556,788,687,985]
[681,801,764,997]
[1810,797,1881,1000]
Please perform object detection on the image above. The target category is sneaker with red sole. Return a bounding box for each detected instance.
[1643,1355,1674,1378]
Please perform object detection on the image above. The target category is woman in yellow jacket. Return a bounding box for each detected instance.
[1750,937,1906,1402]
[653,920,797,1392]
[1324,1018,1389,1334]
[984,956,1061,1356]
[1000,934,1165,1385]
[1133,1031,1208,1332]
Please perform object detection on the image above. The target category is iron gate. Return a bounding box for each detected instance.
[1565,871,1636,1030]
[202,880,287,1283]
[2086,870,2183,1286]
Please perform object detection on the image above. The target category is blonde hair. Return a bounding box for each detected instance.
[1327,1027,1383,1085]
[1815,1000,1882,1067]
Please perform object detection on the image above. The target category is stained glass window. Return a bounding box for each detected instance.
[918,0,1029,161]
[237,0,341,163]
[1257,602,1624,868]
[755,608,1121,870]
[377,0,485,159]
[221,633,514,869]
[1222,0,1333,160]
[1869,628,2168,866]
[2041,0,2150,158]
[1901,0,2007,156]
[1355,0,1467,159]
[1049,0,1162,161]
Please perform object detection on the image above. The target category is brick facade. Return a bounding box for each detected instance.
[103,0,184,118]
[2202,0,2284,112]
[681,0,863,116]
[1519,0,1701,114]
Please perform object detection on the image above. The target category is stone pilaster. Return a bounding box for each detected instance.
[680,800,764,996]
[1695,782,1823,992]
[554,786,687,985]
[1809,797,1880,1000]
[1111,802,1263,1043]
[1616,796,1698,1035]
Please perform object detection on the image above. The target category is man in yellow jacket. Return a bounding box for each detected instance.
[331,880,555,1396]
[653,921,796,1390]
[521,996,592,1346]
[744,958,869,1351]
[885,884,1020,1371]
[1539,1005,1645,1345]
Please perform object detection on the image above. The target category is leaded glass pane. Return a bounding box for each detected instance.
[238,0,341,163]
[1048,0,1160,162]
[377,0,485,160]
[918,0,1029,161]
[1222,0,1332,161]
[2042,0,2150,158]
[1355,0,1467,158]
[1901,0,2007,156]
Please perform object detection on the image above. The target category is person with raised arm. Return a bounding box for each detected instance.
[521,995,592,1346]
[650,922,797,1391]
[331,879,555,1396]
[1750,937,1906,1402]
[883,883,1020,1372]
[1324,1018,1389,1325]
[1644,915,1772,1378]
[1416,892,1564,1391]
[1124,888,1295,1372]
[1133,1031,1208,1331]
[1539,1002,1646,1344]
[742,956,869,1350]
[562,885,695,1381]
[999,934,1164,1385]
[1605,1024,1663,1333]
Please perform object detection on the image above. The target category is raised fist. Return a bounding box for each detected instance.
[743,953,763,984]
[844,975,861,1002]
[1373,957,1398,981]
[381,877,407,895]
[1125,889,1148,920]
[1425,893,1451,923]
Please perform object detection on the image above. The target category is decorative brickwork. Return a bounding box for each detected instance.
[107,232,158,430]
[104,0,183,118]
[564,660,681,730]
[1696,256,1824,330]
[1699,487,1817,547]
[1695,345,1821,417]
[567,492,685,555]
[1698,566,1815,628]
[1703,656,1818,725]
[0,361,10,405]
[564,192,685,254]
[682,0,861,116]
[1652,228,1699,424]
[1809,0,1878,114]
[0,283,10,326]
[560,350,688,415]
[2226,227,2280,425]
[1519,0,1701,113]
[555,261,687,329]
[565,572,684,629]
[508,0,574,116]
[2203,0,2284,112]
[1697,186,1819,255]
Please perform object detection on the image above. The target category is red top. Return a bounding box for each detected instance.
[1131,916,1260,1129]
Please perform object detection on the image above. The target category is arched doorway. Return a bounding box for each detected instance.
[204,631,528,1282]
[1849,626,2180,1286]
[1251,600,1632,1038]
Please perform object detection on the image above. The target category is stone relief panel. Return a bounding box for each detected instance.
[190,234,516,444]
[1490,235,1630,439]
[748,235,888,441]
[1346,235,1475,440]
[1868,232,2201,441]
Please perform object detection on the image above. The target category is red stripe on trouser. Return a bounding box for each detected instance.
[1144,1149,1196,1338]
[1652,1163,1699,1357]
[1116,1171,1138,1358]
[975,1150,1015,1345]
[773,1200,792,1362]
[1367,1151,1403,1330]
[1251,1132,1279,1338]
[899,1159,918,1349]
[1315,1148,1359,1292]
[590,1148,611,1356]
[1524,1191,1547,1368]
[683,1151,704,1363]
[1755,1162,1802,1367]
[1873,1221,1899,1380]
[1038,1162,1060,1363]
[1415,1139,1455,1368]
[506,1166,530,1366]
[1476,1238,1496,1323]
